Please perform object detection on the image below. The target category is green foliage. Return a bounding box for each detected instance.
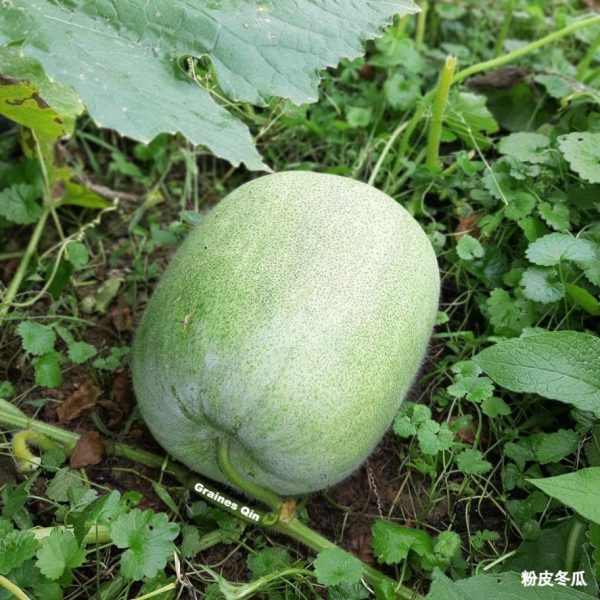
[0,519,37,575]
[371,521,461,576]
[427,571,592,599]
[0,0,417,170]
[35,528,86,580]
[2,1,600,597]
[109,509,180,581]
[247,548,292,579]
[475,332,600,415]
[0,184,43,225]
[455,449,492,476]
[32,352,62,388]
[16,322,56,356]
[371,520,432,565]
[530,469,600,525]
[393,403,454,455]
[558,133,600,183]
[456,235,484,261]
[313,548,364,587]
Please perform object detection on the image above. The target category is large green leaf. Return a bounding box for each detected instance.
[530,469,600,525]
[475,331,600,416]
[427,571,592,599]
[0,0,417,170]
[504,518,597,597]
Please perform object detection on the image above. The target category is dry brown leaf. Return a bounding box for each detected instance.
[69,431,105,468]
[358,63,375,81]
[56,381,101,422]
[110,304,133,332]
[98,370,134,427]
[455,214,479,240]
[468,67,529,90]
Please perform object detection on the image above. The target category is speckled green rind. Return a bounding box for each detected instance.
[131,172,440,495]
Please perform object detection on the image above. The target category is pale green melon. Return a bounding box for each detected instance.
[131,172,440,495]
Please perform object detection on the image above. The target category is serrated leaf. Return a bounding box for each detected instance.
[417,421,455,455]
[328,581,369,600]
[471,530,500,553]
[558,132,600,183]
[35,528,85,580]
[180,525,202,560]
[1,0,417,170]
[538,201,570,232]
[521,267,565,303]
[1,474,37,526]
[446,91,499,149]
[456,449,492,475]
[456,235,484,261]
[383,73,421,111]
[451,361,482,379]
[65,242,89,269]
[109,509,179,581]
[422,530,462,570]
[475,331,600,416]
[589,522,600,581]
[525,233,595,266]
[0,380,15,398]
[447,376,494,402]
[505,190,536,221]
[485,288,534,336]
[0,184,42,225]
[67,490,121,545]
[498,132,550,164]
[67,342,97,364]
[530,429,579,465]
[0,518,37,575]
[529,468,600,524]
[481,396,511,417]
[16,321,56,355]
[393,415,417,437]
[579,243,600,286]
[47,469,88,503]
[313,548,363,587]
[373,33,422,70]
[371,520,432,565]
[33,352,62,388]
[247,547,291,579]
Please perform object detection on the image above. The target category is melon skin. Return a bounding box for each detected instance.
[131,171,440,495]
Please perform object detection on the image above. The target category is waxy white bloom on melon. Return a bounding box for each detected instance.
[132,172,440,495]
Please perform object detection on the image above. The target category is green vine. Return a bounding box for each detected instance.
[426,55,457,170]
[216,437,282,512]
[395,13,600,168]
[0,575,31,600]
[0,399,419,599]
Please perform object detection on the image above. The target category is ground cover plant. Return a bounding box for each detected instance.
[0,0,600,598]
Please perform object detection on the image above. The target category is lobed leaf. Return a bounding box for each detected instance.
[0,0,417,170]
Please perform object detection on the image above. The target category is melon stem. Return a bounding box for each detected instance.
[216,437,283,512]
[215,437,419,599]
